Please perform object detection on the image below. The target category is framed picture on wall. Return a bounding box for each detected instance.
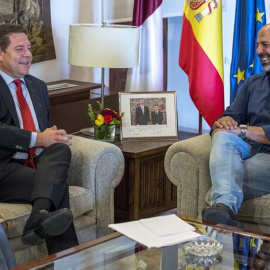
[119,91,178,140]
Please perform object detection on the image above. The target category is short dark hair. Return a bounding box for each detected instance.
[0,24,28,52]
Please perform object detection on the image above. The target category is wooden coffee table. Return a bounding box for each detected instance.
[12,217,270,270]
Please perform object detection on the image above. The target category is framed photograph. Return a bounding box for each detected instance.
[119,91,178,140]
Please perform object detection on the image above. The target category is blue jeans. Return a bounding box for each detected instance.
[210,131,270,214]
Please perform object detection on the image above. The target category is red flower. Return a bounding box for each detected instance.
[116,114,121,120]
[102,109,114,116]
[104,114,113,123]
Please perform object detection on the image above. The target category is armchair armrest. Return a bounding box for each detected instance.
[164,134,212,218]
[69,136,124,236]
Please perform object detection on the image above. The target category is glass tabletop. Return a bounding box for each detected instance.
[14,220,270,270]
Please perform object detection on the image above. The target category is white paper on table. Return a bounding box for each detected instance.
[140,214,195,236]
[109,215,201,249]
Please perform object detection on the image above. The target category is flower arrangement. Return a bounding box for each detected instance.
[88,101,124,141]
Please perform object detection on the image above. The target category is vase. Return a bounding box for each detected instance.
[94,124,116,142]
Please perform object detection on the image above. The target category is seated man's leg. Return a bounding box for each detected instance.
[243,152,270,200]
[23,143,78,250]
[45,186,78,255]
[202,131,252,226]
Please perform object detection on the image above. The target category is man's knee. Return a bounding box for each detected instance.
[40,143,72,165]
[212,131,237,143]
[211,131,243,150]
[48,143,71,155]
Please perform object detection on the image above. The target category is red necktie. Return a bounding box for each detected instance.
[14,80,36,169]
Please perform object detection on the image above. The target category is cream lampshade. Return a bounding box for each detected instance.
[68,23,140,107]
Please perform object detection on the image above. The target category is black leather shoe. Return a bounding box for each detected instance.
[202,203,244,228]
[22,208,73,246]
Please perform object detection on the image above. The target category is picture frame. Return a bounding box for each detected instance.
[119,91,178,140]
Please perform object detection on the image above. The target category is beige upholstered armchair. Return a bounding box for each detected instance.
[164,134,270,233]
[0,136,125,266]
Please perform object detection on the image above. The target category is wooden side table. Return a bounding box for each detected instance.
[47,79,101,105]
[114,139,178,222]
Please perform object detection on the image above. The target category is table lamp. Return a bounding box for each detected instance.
[68,23,140,108]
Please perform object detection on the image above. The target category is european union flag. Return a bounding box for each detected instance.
[230,0,266,104]
[233,234,259,269]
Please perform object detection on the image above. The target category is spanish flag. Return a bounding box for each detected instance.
[179,0,224,127]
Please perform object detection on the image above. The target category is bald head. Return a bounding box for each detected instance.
[257,23,270,71]
[258,23,270,34]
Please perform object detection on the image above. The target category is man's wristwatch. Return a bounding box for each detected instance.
[239,124,247,139]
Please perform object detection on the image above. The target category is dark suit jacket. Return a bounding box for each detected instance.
[135,105,150,125]
[0,74,50,175]
[151,111,163,125]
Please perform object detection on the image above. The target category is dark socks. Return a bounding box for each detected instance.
[23,198,52,233]
[31,197,52,216]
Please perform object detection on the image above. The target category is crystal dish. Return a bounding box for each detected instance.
[185,239,223,257]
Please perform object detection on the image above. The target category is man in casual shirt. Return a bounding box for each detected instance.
[202,23,270,227]
[0,24,78,255]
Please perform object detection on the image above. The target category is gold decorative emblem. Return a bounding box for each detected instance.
[188,0,220,23]
[187,0,206,10]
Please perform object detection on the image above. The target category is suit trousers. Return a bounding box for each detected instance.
[0,143,79,254]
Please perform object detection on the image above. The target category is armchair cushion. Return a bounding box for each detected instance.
[69,186,94,219]
[238,195,270,225]
[0,186,94,239]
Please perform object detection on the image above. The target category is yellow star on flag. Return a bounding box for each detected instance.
[250,238,257,248]
[250,62,254,69]
[233,68,245,84]
[256,8,264,23]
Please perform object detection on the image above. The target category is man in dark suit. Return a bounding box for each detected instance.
[151,105,163,125]
[0,24,78,255]
[135,99,150,125]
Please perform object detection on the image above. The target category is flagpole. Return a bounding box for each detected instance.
[199,113,202,135]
